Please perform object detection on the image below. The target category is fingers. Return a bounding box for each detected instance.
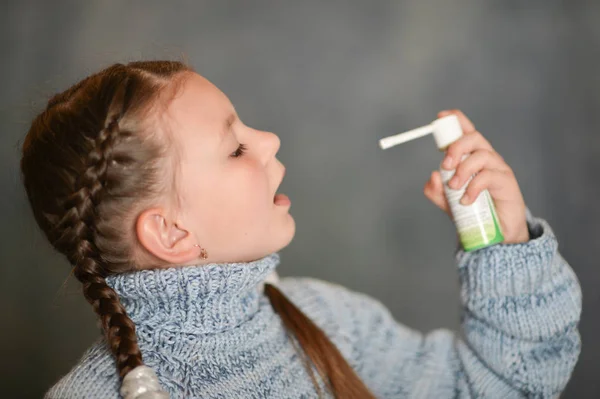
[441,132,495,170]
[447,149,510,190]
[437,109,495,170]
[438,109,476,134]
[460,169,515,205]
[424,171,450,213]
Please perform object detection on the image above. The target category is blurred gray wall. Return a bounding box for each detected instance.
[1,1,598,397]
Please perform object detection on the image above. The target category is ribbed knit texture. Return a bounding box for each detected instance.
[45,215,581,398]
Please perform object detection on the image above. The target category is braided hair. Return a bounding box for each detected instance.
[21,61,190,379]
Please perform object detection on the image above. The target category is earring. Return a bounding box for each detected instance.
[194,244,208,260]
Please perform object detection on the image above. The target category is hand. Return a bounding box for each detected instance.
[423,110,529,244]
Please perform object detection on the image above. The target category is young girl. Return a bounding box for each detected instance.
[21,61,581,399]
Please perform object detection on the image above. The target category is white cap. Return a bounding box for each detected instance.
[431,115,463,149]
[378,114,463,150]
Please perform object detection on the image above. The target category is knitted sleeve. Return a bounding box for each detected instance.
[281,215,581,398]
[352,214,582,398]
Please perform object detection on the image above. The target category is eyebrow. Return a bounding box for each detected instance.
[219,112,236,146]
[222,113,236,136]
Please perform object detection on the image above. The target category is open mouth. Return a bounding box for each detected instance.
[273,165,290,206]
[274,193,291,206]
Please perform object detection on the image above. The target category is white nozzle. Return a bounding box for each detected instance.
[379,115,463,150]
[378,124,433,149]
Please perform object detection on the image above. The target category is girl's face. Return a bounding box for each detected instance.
[143,72,295,264]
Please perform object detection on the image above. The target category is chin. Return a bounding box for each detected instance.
[273,214,296,253]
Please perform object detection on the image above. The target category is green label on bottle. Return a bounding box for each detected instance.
[441,165,504,252]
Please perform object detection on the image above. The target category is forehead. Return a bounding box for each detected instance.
[163,72,232,148]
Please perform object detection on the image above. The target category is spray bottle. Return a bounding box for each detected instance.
[379,115,504,251]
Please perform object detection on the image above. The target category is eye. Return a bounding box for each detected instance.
[230,143,247,158]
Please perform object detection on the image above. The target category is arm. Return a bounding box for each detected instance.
[278,213,581,398]
[455,214,581,397]
[354,215,580,398]
[409,109,581,396]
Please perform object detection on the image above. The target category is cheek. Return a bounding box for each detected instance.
[209,160,272,234]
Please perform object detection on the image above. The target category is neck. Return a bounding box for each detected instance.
[105,253,280,334]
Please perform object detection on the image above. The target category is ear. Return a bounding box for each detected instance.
[135,207,199,264]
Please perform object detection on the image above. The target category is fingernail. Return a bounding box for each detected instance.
[460,193,470,205]
[443,156,453,169]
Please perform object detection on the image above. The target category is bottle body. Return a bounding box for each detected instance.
[440,156,504,251]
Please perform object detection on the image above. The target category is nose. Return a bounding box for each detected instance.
[257,130,280,164]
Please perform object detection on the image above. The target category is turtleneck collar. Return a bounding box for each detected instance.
[105,253,279,335]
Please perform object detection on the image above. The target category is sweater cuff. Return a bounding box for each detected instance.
[455,209,557,271]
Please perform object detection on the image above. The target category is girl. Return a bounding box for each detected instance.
[21,61,581,399]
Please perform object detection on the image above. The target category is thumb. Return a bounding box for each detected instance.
[424,171,450,215]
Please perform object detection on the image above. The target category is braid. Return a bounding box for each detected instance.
[50,78,144,378]
[21,61,190,396]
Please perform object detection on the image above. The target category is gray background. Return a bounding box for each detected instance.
[1,1,598,397]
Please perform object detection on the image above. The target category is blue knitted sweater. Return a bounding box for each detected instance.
[45,215,581,398]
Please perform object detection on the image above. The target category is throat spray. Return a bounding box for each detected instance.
[379,115,504,251]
